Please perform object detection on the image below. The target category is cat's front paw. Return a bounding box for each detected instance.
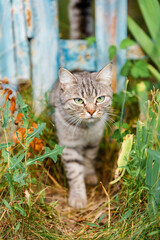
[85,173,98,185]
[68,191,87,209]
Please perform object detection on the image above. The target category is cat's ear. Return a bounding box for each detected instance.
[96,63,112,85]
[59,68,77,90]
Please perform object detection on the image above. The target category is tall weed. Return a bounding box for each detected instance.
[0,79,64,237]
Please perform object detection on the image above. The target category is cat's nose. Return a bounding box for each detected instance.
[87,110,95,116]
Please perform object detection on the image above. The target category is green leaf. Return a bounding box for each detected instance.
[15,129,26,149]
[136,81,148,118]
[98,214,106,223]
[2,149,10,162]
[86,36,96,46]
[148,64,160,83]
[138,0,160,45]
[10,153,25,170]
[15,222,21,233]
[6,172,15,200]
[13,205,27,217]
[27,145,65,166]
[26,123,46,143]
[112,129,122,142]
[110,169,125,185]
[17,92,28,110]
[110,134,133,185]
[2,100,10,129]
[13,169,28,185]
[147,231,160,237]
[0,142,13,150]
[120,38,136,49]
[120,60,132,76]
[146,155,152,187]
[3,199,12,211]
[122,123,130,129]
[87,223,99,227]
[147,149,160,164]
[131,60,150,78]
[120,210,132,221]
[128,16,160,69]
[108,45,117,60]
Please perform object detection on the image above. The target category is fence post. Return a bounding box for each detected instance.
[95,0,127,92]
[116,0,127,92]
[12,0,30,82]
[31,0,59,114]
[0,0,16,84]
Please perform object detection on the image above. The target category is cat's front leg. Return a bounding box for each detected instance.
[84,144,99,185]
[63,147,87,209]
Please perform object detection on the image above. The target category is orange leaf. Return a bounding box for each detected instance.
[9,97,16,114]
[27,122,38,134]
[13,127,26,144]
[28,127,34,134]
[5,89,13,100]
[31,122,38,129]
[3,77,9,84]
[14,113,23,125]
[30,137,44,152]
[3,89,13,108]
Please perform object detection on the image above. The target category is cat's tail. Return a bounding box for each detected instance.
[69,0,94,39]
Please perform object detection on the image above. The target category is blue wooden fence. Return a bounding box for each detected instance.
[0,0,127,112]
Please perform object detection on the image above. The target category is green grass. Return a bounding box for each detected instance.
[0,81,160,239]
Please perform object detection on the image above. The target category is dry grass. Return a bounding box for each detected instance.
[1,83,159,240]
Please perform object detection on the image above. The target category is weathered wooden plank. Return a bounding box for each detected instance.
[23,0,34,39]
[127,44,146,60]
[95,0,115,70]
[12,0,30,81]
[0,0,16,84]
[60,40,96,72]
[95,0,127,92]
[31,0,59,113]
[116,0,127,92]
[95,0,107,70]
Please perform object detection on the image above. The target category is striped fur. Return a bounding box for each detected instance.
[69,0,93,39]
[51,64,113,209]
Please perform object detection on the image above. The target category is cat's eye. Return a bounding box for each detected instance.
[96,96,105,103]
[74,98,84,104]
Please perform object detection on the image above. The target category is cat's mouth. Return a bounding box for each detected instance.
[82,116,99,123]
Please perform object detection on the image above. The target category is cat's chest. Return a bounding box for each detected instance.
[77,122,104,145]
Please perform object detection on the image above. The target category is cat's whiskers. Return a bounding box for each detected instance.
[71,117,82,142]
[100,113,113,131]
[107,116,115,123]
[63,115,79,131]
[106,109,120,118]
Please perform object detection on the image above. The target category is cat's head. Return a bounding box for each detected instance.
[59,64,113,124]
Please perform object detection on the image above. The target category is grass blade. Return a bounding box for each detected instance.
[128,16,160,69]
[138,0,160,44]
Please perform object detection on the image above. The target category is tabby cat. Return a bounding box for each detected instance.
[51,64,113,209]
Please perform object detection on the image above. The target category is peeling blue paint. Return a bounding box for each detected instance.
[12,0,30,81]
[95,0,127,91]
[31,0,59,113]
[0,0,16,84]
[0,0,128,112]
[60,40,96,72]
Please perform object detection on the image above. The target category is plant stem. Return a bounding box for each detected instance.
[119,79,129,137]
[25,128,28,175]
[1,110,13,202]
